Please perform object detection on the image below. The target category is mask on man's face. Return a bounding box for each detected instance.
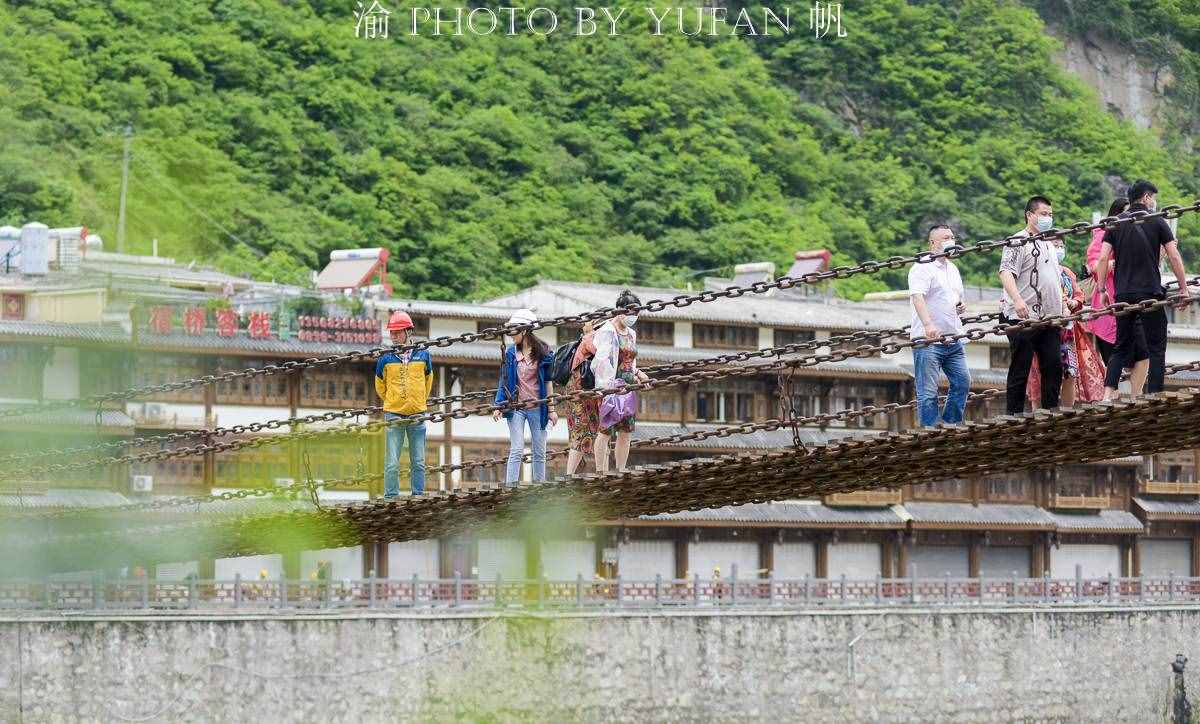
[625,315,638,328]
[1036,215,1053,233]
[1054,246,1066,264]
[1146,199,1158,213]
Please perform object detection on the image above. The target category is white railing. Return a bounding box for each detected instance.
[2,567,1199,612]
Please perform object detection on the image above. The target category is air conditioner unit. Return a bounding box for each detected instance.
[274,478,295,489]
[131,475,153,493]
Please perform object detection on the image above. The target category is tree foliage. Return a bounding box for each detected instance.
[0,0,1194,301]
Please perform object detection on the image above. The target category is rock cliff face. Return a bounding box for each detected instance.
[1051,27,1172,133]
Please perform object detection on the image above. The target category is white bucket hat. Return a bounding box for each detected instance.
[507,308,537,327]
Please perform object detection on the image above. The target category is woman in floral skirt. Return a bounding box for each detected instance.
[592,290,650,473]
[565,321,600,475]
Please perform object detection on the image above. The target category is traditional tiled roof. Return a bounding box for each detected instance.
[632,422,865,450]
[80,257,252,289]
[1133,497,1200,521]
[636,500,905,528]
[1047,509,1144,533]
[134,331,377,357]
[0,407,134,431]
[372,299,516,321]
[0,488,132,509]
[901,502,1055,530]
[487,280,914,331]
[0,320,128,345]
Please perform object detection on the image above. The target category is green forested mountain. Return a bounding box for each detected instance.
[0,0,1196,300]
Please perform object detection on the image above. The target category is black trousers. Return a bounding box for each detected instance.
[1093,336,1115,366]
[1004,315,1062,414]
[1104,294,1168,392]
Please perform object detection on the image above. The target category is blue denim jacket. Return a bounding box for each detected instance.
[494,345,553,429]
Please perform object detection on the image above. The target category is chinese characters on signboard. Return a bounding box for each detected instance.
[141,306,379,345]
[297,316,381,345]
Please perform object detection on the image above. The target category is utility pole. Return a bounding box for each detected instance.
[117,125,132,254]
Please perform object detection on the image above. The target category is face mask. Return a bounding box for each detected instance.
[1054,246,1066,263]
[625,315,638,328]
[1035,215,1053,233]
[1147,200,1157,213]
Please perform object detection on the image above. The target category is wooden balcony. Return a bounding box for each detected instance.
[824,489,903,507]
[1138,480,1200,496]
[1048,493,1110,510]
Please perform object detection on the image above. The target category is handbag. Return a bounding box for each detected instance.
[1077,262,1096,299]
[580,356,595,390]
[549,339,581,386]
[599,382,637,429]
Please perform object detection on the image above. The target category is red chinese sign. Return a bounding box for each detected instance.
[183,307,206,336]
[215,309,238,338]
[247,312,271,339]
[139,307,378,346]
[297,316,380,344]
[148,306,173,334]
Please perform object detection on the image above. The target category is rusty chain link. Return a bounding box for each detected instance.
[11,354,1200,523]
[4,203,1195,422]
[6,280,1198,482]
[10,322,1200,521]
[12,385,1200,562]
[0,313,1001,465]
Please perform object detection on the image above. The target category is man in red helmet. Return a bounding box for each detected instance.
[374,311,433,498]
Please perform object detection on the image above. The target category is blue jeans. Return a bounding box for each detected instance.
[913,342,970,427]
[384,413,425,498]
[505,410,547,486]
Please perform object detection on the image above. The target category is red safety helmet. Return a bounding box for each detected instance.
[387,311,414,332]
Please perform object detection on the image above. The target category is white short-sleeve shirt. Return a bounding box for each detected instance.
[908,258,965,340]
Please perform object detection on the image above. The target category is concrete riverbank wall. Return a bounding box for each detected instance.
[1,605,1196,722]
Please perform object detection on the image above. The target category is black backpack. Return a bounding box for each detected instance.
[550,340,581,385]
[549,339,596,389]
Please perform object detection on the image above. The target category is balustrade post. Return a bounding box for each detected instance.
[875,574,882,605]
[234,573,242,609]
[655,574,662,606]
[1170,571,1176,602]
[693,573,700,606]
[368,569,376,609]
[730,565,738,606]
[575,573,583,609]
[454,571,463,608]
[411,573,419,607]
[93,571,103,610]
[616,575,624,607]
[840,574,847,604]
[1075,564,1082,603]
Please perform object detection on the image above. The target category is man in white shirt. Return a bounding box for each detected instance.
[909,225,971,427]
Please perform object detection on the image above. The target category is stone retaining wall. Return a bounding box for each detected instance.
[1,606,1196,722]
